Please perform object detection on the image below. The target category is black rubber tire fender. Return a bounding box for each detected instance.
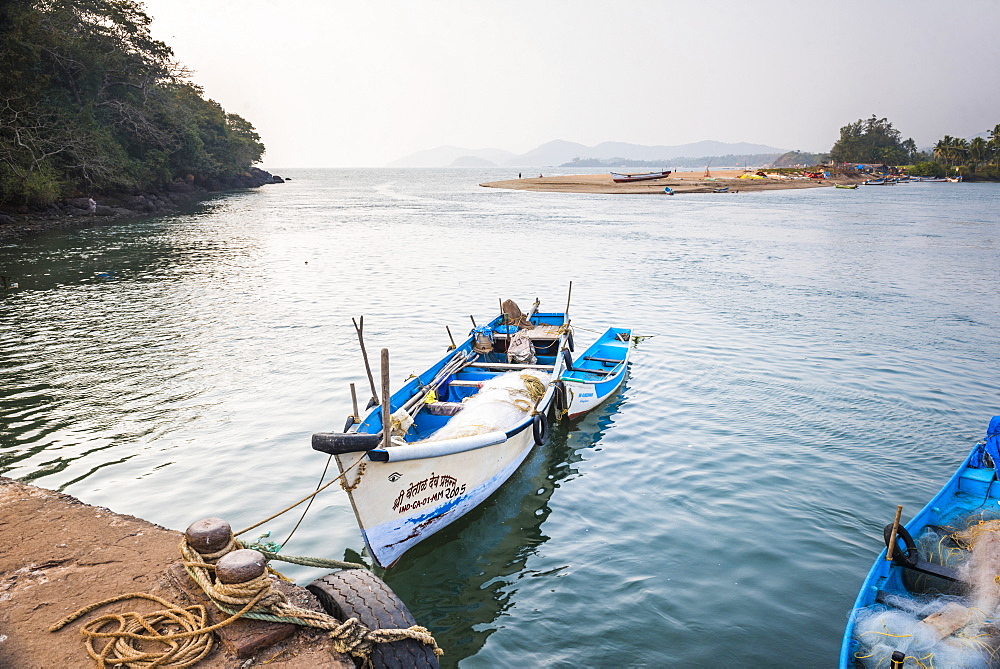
[532,412,548,445]
[561,348,574,374]
[883,523,919,567]
[552,380,568,416]
[306,569,440,668]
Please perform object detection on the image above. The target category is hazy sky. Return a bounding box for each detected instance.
[142,0,1000,167]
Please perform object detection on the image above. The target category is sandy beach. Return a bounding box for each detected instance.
[480,169,864,194]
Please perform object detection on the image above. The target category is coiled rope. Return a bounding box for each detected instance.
[50,536,443,668]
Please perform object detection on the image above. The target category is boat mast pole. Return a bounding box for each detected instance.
[885,504,903,561]
[353,316,379,408]
[565,281,573,322]
[381,348,391,449]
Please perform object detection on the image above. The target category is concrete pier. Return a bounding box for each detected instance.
[0,477,352,667]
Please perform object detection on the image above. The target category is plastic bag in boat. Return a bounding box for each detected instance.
[507,330,536,365]
[420,370,549,441]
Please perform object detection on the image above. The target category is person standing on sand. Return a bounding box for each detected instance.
[518,173,521,179]
[87,197,96,217]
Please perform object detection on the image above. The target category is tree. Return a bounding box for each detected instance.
[968,137,989,173]
[0,0,266,206]
[830,115,914,165]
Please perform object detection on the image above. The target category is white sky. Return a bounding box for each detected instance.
[142,0,1000,167]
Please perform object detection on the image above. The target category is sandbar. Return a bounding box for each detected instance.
[480,169,863,194]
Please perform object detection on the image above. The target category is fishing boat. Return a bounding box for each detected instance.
[312,299,630,567]
[663,186,674,195]
[712,186,730,193]
[611,170,672,183]
[840,417,1000,668]
[835,184,858,189]
[947,176,963,182]
[556,327,631,419]
[917,177,947,182]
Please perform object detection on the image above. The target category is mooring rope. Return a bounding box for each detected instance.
[51,537,443,668]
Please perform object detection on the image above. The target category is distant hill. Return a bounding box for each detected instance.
[389,139,787,168]
[770,150,831,167]
[563,154,782,169]
[387,145,517,168]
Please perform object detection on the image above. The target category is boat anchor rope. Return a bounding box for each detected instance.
[50,525,443,668]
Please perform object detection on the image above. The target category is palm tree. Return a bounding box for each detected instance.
[989,124,1000,168]
[969,137,989,173]
[951,137,969,168]
[934,137,951,166]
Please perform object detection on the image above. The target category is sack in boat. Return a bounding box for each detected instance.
[507,330,536,365]
[502,299,533,330]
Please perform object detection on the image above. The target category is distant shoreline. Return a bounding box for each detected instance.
[480,169,863,194]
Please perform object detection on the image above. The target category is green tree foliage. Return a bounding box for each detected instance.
[0,0,265,206]
[829,115,917,165]
[925,128,999,179]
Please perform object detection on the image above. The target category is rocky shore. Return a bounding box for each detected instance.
[0,167,285,242]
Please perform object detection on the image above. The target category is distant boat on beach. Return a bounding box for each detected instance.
[835,184,858,189]
[610,170,672,183]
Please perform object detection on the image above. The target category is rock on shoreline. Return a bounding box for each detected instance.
[0,167,285,242]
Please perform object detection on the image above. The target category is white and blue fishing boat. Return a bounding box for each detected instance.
[313,300,631,567]
[555,326,632,419]
[612,170,672,183]
[840,417,1000,668]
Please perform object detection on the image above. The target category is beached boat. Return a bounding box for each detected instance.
[313,301,629,567]
[611,170,672,183]
[556,327,631,419]
[840,417,1000,668]
[663,186,674,195]
[917,177,947,182]
[947,176,963,182]
[835,184,858,189]
[864,178,896,185]
[712,186,730,193]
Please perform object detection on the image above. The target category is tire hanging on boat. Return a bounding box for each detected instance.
[883,523,919,567]
[306,569,440,668]
[532,413,548,445]
[552,380,568,418]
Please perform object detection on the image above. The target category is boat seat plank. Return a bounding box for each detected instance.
[563,368,616,378]
[446,379,484,387]
[584,356,625,365]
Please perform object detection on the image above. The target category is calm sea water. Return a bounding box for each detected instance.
[1,169,998,666]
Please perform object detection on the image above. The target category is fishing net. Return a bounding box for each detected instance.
[852,516,1000,667]
[419,370,549,441]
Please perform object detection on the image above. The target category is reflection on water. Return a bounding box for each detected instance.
[380,387,628,664]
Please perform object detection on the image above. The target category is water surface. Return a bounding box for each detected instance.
[1,170,998,665]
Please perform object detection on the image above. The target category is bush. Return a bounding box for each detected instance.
[908,161,945,178]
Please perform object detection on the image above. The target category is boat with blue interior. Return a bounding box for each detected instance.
[312,297,632,567]
[841,417,1000,667]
